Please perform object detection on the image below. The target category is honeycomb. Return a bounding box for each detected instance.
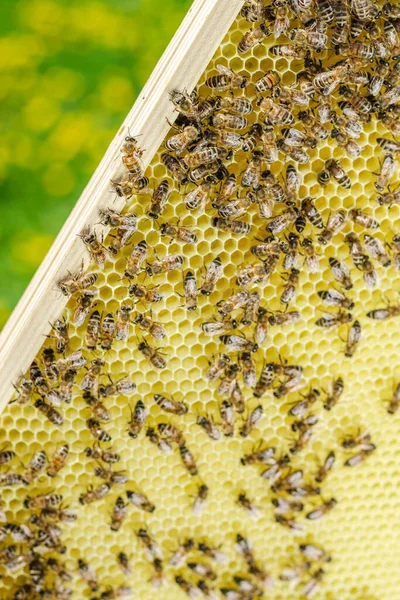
[1,1,400,599]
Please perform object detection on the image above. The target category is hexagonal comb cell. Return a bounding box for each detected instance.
[1,1,400,599]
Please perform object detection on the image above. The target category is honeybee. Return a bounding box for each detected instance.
[74,290,96,326]
[99,312,116,351]
[121,135,144,179]
[266,208,299,235]
[188,561,217,582]
[218,364,239,397]
[165,123,199,154]
[79,483,111,505]
[280,267,300,305]
[300,238,319,273]
[260,127,279,165]
[241,443,275,467]
[272,496,304,515]
[81,359,104,394]
[238,24,270,53]
[363,233,390,267]
[156,423,182,445]
[378,86,400,111]
[345,444,376,467]
[281,127,316,150]
[117,552,132,575]
[300,543,331,562]
[184,181,213,211]
[146,427,172,453]
[126,489,155,513]
[129,282,163,305]
[239,405,263,438]
[189,161,224,184]
[196,415,221,441]
[241,292,261,327]
[87,418,111,443]
[206,353,230,381]
[237,492,260,519]
[241,0,268,22]
[111,174,152,199]
[175,575,201,599]
[77,558,99,592]
[331,128,361,157]
[201,319,236,337]
[270,44,308,58]
[345,231,364,269]
[350,208,379,230]
[281,233,299,270]
[322,376,344,410]
[134,312,166,340]
[367,302,400,320]
[253,363,276,398]
[12,376,33,405]
[217,290,249,318]
[161,153,188,185]
[345,319,362,357]
[280,560,312,583]
[240,352,257,388]
[329,257,353,290]
[83,391,111,422]
[101,585,132,598]
[184,146,230,169]
[48,317,69,354]
[218,194,255,219]
[154,393,188,415]
[220,334,258,353]
[79,226,109,269]
[288,27,328,52]
[273,2,290,36]
[47,444,69,478]
[315,450,335,483]
[206,64,249,92]
[316,310,352,329]
[199,256,223,296]
[318,288,354,311]
[192,484,209,515]
[377,187,400,207]
[146,253,185,276]
[321,158,351,188]
[57,368,76,404]
[374,153,396,193]
[57,262,98,297]
[24,492,63,509]
[377,137,400,155]
[30,361,61,405]
[306,498,337,520]
[147,179,170,219]
[114,305,133,342]
[254,307,268,345]
[99,376,136,398]
[301,198,324,230]
[338,41,375,62]
[170,88,199,119]
[84,444,120,464]
[220,399,234,436]
[84,310,100,351]
[138,339,167,369]
[124,240,148,280]
[319,209,347,245]
[179,441,198,476]
[108,496,128,532]
[359,254,379,288]
[35,399,63,426]
[197,581,219,600]
[214,174,237,208]
[124,400,147,440]
[301,568,325,599]
[257,97,294,126]
[0,472,23,488]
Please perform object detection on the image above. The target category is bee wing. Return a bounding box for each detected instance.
[216,63,233,76]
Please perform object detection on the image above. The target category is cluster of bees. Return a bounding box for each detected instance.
[3,0,400,598]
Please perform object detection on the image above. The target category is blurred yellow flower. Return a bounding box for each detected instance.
[40,68,86,102]
[42,163,76,196]
[23,95,60,132]
[99,76,134,112]
[0,35,45,71]
[11,232,54,270]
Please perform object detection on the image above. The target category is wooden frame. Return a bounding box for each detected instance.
[0,0,244,410]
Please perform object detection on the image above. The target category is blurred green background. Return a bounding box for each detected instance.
[0,0,192,328]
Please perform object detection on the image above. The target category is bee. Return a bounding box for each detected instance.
[0,472,23,488]
[217,290,249,318]
[47,444,69,478]
[253,363,276,398]
[253,307,268,345]
[280,560,312,583]
[87,418,111,442]
[301,198,324,229]
[79,226,109,269]
[81,358,104,393]
[196,581,219,600]
[206,353,230,381]
[100,312,116,350]
[83,391,111,422]
[345,319,362,357]
[363,234,390,267]
[206,63,249,92]
[342,430,372,449]
[189,161,224,184]
[240,292,261,327]
[205,128,241,150]
[109,496,128,531]
[212,216,252,235]
[300,543,331,562]
[331,128,361,157]
[306,498,337,520]
[220,334,258,354]
[30,361,60,405]
[329,257,353,290]
[114,305,133,341]
[266,208,298,236]
[367,59,390,97]
[24,492,63,509]
[74,290,96,326]
[220,399,234,436]
[377,137,400,155]
[78,558,99,592]
[260,127,278,164]
[238,23,270,53]
[198,256,222,296]
[241,443,275,467]
[345,445,376,467]
[146,253,185,276]
[384,2,400,17]
[338,41,375,62]
[184,146,230,169]
[301,568,325,599]
[124,400,147,440]
[156,423,182,445]
[121,135,144,178]
[273,2,290,36]
[85,310,101,350]
[175,575,201,599]
[179,441,198,476]
[278,137,310,164]
[280,267,300,305]
[281,127,316,149]
[300,238,319,273]
[147,179,170,219]
[281,233,299,270]
[192,483,209,515]
[316,310,352,329]
[48,317,69,354]
[367,302,400,320]
[240,352,257,388]
[270,44,308,58]
[359,254,379,288]
[315,450,335,483]
[393,234,400,271]
[165,124,199,154]
[161,153,188,185]
[196,414,221,440]
[289,388,320,418]
[146,427,172,453]
[57,368,76,404]
[323,376,344,410]
[0,444,15,465]
[154,393,188,415]
[214,174,238,208]
[322,158,351,188]
[374,154,396,193]
[201,318,236,338]
[12,376,33,405]
[385,382,400,415]
[126,489,155,513]
[257,97,294,126]
[319,210,347,245]
[237,492,260,519]
[55,350,85,373]
[84,444,120,463]
[35,398,63,426]
[101,585,133,598]
[188,561,217,581]
[57,263,98,297]
[137,339,167,369]
[117,552,132,575]
[184,181,213,211]
[124,240,148,280]
[272,496,304,515]
[378,85,400,111]
[345,231,364,270]
[170,88,199,119]
[239,405,263,437]
[134,312,166,340]
[284,164,300,207]
[313,63,349,96]
[377,187,400,207]
[350,209,379,230]
[79,482,111,505]
[129,282,163,305]
[111,174,151,199]
[298,110,329,140]
[218,194,255,219]
[1,523,33,543]
[99,376,136,398]
[241,0,268,22]
[169,539,195,567]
